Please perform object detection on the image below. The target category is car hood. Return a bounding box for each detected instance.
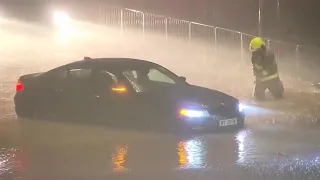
[145,84,238,108]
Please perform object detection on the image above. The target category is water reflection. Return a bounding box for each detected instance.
[0,148,24,179]
[236,129,251,164]
[111,145,129,172]
[177,138,206,169]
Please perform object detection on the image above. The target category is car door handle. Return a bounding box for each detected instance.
[55,89,63,92]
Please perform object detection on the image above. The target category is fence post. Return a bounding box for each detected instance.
[188,22,192,44]
[99,6,103,24]
[165,18,168,41]
[296,45,300,80]
[214,27,218,59]
[120,9,123,37]
[240,32,243,62]
[142,12,145,40]
[296,45,300,64]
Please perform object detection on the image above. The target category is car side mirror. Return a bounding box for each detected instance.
[179,76,186,82]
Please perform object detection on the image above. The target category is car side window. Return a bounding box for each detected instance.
[96,70,118,85]
[123,70,138,82]
[91,70,118,94]
[147,68,175,84]
[68,68,92,79]
[123,70,142,92]
[44,67,68,80]
[64,67,93,93]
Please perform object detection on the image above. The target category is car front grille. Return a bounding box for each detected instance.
[208,104,237,119]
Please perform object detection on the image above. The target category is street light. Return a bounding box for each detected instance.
[53,10,71,26]
[52,10,75,44]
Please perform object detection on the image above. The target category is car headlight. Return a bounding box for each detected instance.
[179,108,210,118]
[238,103,245,112]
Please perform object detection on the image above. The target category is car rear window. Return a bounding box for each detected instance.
[69,68,92,79]
[44,67,68,79]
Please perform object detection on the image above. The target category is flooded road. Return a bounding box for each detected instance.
[0,113,320,180]
[0,15,320,180]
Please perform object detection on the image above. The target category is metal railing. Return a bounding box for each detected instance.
[100,6,320,83]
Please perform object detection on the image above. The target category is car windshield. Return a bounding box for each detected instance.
[122,65,185,93]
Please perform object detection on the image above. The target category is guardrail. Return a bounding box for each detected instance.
[99,6,320,82]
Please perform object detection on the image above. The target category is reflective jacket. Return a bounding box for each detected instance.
[251,46,279,82]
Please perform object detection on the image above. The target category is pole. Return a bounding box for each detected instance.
[120,9,123,37]
[214,27,218,59]
[165,18,168,41]
[142,13,145,40]
[277,0,280,32]
[240,33,243,62]
[258,0,262,36]
[188,22,192,44]
[277,0,280,21]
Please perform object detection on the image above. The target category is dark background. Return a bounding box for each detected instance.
[2,0,320,46]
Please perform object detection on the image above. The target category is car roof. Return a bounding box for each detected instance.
[68,57,157,69]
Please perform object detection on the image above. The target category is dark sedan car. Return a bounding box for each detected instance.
[14,57,245,132]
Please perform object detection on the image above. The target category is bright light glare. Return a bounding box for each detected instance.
[180,109,210,118]
[53,11,71,26]
[238,103,245,112]
[52,10,79,44]
[239,103,250,112]
[177,139,205,169]
[236,130,249,164]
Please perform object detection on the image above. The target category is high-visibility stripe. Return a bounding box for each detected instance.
[260,73,279,82]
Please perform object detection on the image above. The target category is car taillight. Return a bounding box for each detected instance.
[16,81,24,91]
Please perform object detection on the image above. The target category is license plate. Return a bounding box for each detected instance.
[219,118,237,126]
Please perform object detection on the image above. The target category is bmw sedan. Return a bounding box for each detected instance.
[14,57,245,132]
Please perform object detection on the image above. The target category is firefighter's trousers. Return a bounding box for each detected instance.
[253,77,284,100]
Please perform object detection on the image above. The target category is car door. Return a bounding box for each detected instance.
[89,68,135,127]
[34,66,68,120]
[121,69,166,129]
[61,66,94,123]
[121,68,177,128]
[60,66,127,126]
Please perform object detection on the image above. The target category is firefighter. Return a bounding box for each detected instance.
[250,37,284,100]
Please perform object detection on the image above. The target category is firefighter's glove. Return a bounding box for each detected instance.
[262,70,268,76]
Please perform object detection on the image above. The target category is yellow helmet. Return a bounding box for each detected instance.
[250,37,265,51]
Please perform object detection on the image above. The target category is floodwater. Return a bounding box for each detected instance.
[1,17,320,180]
[1,95,320,180]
